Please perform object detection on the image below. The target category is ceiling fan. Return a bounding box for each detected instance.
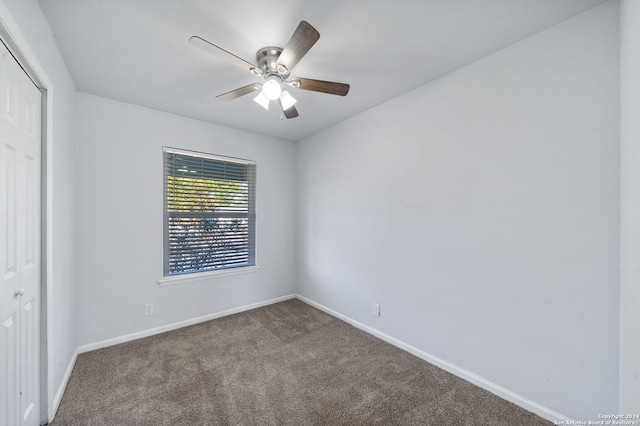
[189,21,350,119]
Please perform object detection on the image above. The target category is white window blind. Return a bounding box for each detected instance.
[163,148,256,276]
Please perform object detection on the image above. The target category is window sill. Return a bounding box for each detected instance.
[158,265,259,286]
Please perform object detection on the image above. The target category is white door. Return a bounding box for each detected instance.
[0,40,42,426]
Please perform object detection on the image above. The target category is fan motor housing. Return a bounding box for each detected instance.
[256,46,288,77]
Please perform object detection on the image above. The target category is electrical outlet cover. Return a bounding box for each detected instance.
[144,303,154,316]
[372,303,380,317]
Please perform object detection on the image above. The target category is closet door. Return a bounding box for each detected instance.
[0,40,42,426]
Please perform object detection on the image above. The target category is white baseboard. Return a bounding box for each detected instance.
[68,293,571,423]
[295,294,573,424]
[78,294,296,354]
[49,347,78,423]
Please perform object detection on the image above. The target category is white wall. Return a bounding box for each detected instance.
[620,0,640,414]
[296,2,619,421]
[74,93,296,346]
[0,0,77,421]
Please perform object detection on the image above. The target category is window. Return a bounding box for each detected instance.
[163,147,256,277]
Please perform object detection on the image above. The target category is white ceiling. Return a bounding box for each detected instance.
[38,0,608,141]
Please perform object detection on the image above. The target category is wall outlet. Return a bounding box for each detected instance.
[372,303,381,317]
[144,303,154,317]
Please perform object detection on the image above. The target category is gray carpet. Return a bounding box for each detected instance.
[50,299,552,425]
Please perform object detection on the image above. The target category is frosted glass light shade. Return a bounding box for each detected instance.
[262,79,282,100]
[253,92,270,110]
[280,90,297,110]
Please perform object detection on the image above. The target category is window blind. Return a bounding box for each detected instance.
[163,148,256,276]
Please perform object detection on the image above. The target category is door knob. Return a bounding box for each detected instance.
[14,288,24,297]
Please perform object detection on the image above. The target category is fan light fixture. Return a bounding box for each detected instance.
[262,78,282,100]
[280,89,297,110]
[253,80,297,111]
[253,92,270,110]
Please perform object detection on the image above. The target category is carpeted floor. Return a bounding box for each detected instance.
[50,299,552,425]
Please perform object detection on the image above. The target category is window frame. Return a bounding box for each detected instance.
[159,147,257,285]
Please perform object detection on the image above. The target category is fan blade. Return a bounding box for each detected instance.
[216,84,262,101]
[277,21,320,74]
[189,36,260,74]
[290,78,350,96]
[280,102,299,119]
